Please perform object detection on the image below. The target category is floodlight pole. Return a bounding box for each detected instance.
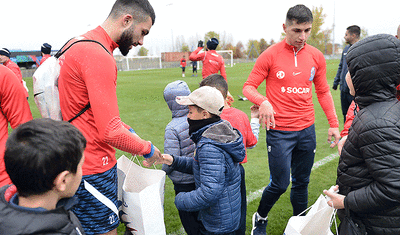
[332,1,336,55]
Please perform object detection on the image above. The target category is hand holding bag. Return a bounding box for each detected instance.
[117,155,166,235]
[284,194,337,235]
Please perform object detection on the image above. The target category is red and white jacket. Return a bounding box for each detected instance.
[3,60,29,98]
[189,47,227,80]
[0,65,33,187]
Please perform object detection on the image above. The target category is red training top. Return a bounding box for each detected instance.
[220,107,257,163]
[180,58,186,67]
[58,26,152,176]
[189,47,227,80]
[3,59,29,98]
[341,101,357,137]
[0,65,33,187]
[243,40,339,131]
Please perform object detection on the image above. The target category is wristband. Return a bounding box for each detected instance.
[143,143,155,159]
[128,128,136,134]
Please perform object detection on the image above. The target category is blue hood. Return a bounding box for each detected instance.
[163,80,191,118]
[191,120,245,163]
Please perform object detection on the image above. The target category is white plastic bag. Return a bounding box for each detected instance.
[284,194,337,235]
[32,56,62,120]
[117,155,166,235]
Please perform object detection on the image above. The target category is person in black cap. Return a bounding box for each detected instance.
[189,37,227,81]
[0,48,11,64]
[0,48,29,99]
[39,43,52,66]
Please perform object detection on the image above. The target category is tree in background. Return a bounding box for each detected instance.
[219,31,234,50]
[173,31,275,59]
[175,35,186,53]
[360,27,369,40]
[235,41,245,59]
[204,31,220,44]
[247,40,260,59]
[279,6,332,54]
[259,38,269,53]
[138,47,149,56]
[307,6,332,52]
[181,44,189,52]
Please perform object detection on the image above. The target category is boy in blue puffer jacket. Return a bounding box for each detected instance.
[157,86,245,235]
[162,80,201,235]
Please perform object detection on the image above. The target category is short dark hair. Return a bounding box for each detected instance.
[108,0,156,25]
[4,119,86,197]
[347,25,361,38]
[199,74,228,99]
[190,105,219,119]
[286,4,313,25]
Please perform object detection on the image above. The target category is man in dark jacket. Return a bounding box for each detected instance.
[155,86,245,234]
[332,25,360,122]
[325,34,400,235]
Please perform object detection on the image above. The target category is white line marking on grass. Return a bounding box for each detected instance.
[168,153,339,235]
[246,153,339,204]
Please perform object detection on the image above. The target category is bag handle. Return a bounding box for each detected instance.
[127,155,157,170]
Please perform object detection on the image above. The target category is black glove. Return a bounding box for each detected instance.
[332,84,338,90]
[198,40,204,48]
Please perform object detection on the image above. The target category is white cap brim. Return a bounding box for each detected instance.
[175,96,195,106]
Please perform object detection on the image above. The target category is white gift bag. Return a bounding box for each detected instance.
[284,194,337,235]
[117,155,166,235]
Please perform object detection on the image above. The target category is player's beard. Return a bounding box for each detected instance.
[118,26,135,56]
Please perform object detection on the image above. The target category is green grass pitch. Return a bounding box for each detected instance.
[23,59,342,234]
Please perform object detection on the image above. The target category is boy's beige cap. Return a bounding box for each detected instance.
[176,86,224,116]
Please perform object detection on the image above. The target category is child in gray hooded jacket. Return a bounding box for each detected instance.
[162,80,201,235]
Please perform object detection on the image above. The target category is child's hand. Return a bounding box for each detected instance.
[144,153,174,167]
[251,105,260,119]
[160,154,174,166]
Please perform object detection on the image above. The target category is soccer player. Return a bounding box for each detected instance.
[242,5,340,235]
[189,38,227,80]
[57,0,161,234]
[0,65,33,187]
[0,48,29,99]
[180,55,187,77]
[39,43,52,66]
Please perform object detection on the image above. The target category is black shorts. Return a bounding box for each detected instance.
[182,67,186,72]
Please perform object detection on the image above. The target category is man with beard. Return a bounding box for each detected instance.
[57,1,161,234]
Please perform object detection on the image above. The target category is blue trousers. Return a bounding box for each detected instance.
[257,124,316,217]
[174,183,201,235]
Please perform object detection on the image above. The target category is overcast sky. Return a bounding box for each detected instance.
[1,0,399,56]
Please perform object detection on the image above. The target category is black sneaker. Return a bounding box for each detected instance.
[251,212,268,235]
